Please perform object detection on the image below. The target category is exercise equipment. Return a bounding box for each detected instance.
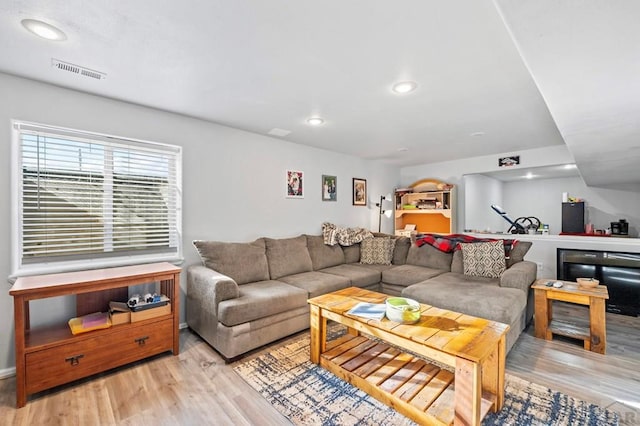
[491,205,541,234]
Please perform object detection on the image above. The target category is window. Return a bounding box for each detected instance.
[12,121,182,276]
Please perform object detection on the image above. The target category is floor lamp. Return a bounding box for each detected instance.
[376,194,391,232]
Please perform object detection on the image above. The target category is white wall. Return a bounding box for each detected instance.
[0,73,400,372]
[403,146,640,282]
[462,174,504,232]
[401,145,576,233]
[503,176,640,237]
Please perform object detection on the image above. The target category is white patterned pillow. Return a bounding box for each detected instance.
[360,237,396,265]
[460,241,506,278]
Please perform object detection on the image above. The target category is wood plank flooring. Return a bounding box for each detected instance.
[1,303,639,425]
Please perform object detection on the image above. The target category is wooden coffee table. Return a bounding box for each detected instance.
[308,287,509,426]
[532,279,609,354]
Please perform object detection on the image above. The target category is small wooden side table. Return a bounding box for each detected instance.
[532,279,609,354]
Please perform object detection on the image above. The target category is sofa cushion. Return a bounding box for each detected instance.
[320,264,382,287]
[354,263,396,273]
[343,244,361,263]
[279,271,351,298]
[265,235,313,280]
[461,241,506,278]
[392,236,411,265]
[402,273,526,326]
[382,264,444,287]
[305,235,345,270]
[360,237,396,265]
[406,244,453,271]
[507,241,532,267]
[217,280,308,327]
[451,250,463,274]
[193,239,270,285]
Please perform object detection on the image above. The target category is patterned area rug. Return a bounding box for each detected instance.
[233,328,619,426]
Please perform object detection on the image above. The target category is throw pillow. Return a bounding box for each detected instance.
[360,237,396,265]
[460,240,506,278]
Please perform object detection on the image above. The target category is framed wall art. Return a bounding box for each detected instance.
[286,170,304,198]
[322,175,337,201]
[352,178,366,206]
[498,155,520,167]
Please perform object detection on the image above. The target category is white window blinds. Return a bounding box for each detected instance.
[13,122,182,274]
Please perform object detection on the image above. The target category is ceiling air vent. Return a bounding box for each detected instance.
[51,59,107,80]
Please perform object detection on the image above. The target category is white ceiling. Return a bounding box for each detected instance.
[477,163,581,182]
[0,1,637,186]
[495,0,640,189]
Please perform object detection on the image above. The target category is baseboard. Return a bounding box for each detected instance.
[0,367,16,379]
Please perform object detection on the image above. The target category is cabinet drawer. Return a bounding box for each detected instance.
[26,318,174,394]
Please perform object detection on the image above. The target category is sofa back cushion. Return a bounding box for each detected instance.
[451,250,464,273]
[193,238,270,285]
[305,235,345,270]
[507,241,532,267]
[406,243,453,271]
[343,244,361,263]
[392,236,411,265]
[265,235,313,279]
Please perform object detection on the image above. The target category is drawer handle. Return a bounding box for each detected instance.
[135,336,149,346]
[65,354,84,366]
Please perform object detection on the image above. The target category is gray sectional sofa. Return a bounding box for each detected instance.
[187,234,536,360]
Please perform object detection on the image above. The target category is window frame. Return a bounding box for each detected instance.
[10,120,183,278]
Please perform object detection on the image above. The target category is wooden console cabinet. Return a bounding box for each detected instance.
[10,262,181,408]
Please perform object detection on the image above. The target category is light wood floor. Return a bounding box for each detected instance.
[1,303,639,425]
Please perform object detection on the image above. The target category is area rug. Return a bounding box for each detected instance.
[233,329,619,426]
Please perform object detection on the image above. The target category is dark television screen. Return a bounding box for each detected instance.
[557,248,640,317]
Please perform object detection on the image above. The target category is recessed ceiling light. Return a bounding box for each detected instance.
[21,19,67,41]
[392,81,418,94]
[470,132,485,137]
[306,117,324,126]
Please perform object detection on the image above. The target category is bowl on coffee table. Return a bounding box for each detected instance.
[385,297,421,324]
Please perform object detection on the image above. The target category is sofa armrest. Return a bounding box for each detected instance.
[187,264,239,320]
[500,260,537,293]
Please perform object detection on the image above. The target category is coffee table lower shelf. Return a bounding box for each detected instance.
[320,333,493,426]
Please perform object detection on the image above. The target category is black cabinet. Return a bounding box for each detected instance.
[562,202,585,233]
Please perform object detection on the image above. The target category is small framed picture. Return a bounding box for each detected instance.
[498,155,520,167]
[352,178,367,206]
[322,175,337,201]
[286,170,304,198]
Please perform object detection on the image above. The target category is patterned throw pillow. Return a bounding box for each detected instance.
[460,240,506,278]
[360,237,396,265]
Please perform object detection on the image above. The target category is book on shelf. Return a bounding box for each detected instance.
[68,311,111,335]
[347,302,387,320]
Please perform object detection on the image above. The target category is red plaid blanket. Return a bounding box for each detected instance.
[414,233,518,256]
